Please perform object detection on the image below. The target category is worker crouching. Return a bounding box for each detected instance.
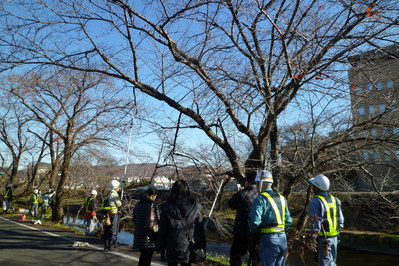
[100,180,122,252]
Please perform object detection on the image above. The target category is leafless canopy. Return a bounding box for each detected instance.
[0,0,398,187]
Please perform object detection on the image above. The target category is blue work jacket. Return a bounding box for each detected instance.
[249,187,292,233]
[308,191,344,235]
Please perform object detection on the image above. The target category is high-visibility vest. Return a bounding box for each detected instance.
[3,188,11,199]
[43,194,51,206]
[85,197,94,213]
[315,194,339,237]
[32,194,39,204]
[259,191,286,233]
[100,190,118,211]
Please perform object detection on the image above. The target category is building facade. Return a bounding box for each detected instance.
[348,44,399,191]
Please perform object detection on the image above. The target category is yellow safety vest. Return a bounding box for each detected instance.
[32,194,39,204]
[100,190,118,211]
[85,197,94,213]
[315,194,339,237]
[4,188,11,199]
[259,191,286,233]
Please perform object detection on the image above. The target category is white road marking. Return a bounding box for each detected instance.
[0,216,164,266]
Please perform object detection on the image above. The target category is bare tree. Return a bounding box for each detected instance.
[0,0,398,229]
[4,69,132,222]
[0,95,34,190]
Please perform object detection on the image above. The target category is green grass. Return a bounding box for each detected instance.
[206,254,229,265]
[44,221,85,235]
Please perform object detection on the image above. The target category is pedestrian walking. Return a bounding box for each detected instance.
[36,189,55,224]
[307,174,344,266]
[84,189,98,236]
[2,184,13,214]
[100,180,122,252]
[228,170,259,266]
[29,189,40,218]
[249,170,292,266]
[133,187,160,266]
[158,180,206,266]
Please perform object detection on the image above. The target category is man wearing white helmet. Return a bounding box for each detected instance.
[100,180,122,251]
[308,174,344,266]
[84,189,98,236]
[249,170,292,266]
[36,189,56,224]
[29,189,40,218]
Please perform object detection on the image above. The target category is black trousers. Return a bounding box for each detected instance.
[104,212,119,250]
[138,248,154,266]
[168,263,191,266]
[230,234,257,266]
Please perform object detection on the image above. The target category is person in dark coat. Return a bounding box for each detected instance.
[133,187,160,266]
[158,180,206,266]
[228,170,259,266]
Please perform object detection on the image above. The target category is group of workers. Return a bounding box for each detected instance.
[229,170,344,266]
[2,168,343,266]
[83,178,206,266]
[29,189,56,224]
[83,171,343,266]
[1,185,55,224]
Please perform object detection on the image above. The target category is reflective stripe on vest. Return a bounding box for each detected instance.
[33,194,39,204]
[4,188,10,199]
[315,194,338,237]
[85,197,93,213]
[259,191,286,233]
[100,190,117,210]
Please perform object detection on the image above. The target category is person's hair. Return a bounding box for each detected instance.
[142,187,158,200]
[245,170,257,184]
[168,180,195,204]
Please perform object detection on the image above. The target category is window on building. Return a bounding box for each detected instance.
[365,83,372,91]
[376,81,383,90]
[373,152,379,161]
[357,86,362,94]
[394,128,399,135]
[396,150,399,160]
[379,104,386,113]
[383,127,390,135]
[358,106,365,116]
[368,105,375,114]
[371,128,378,137]
[359,131,367,137]
[387,80,394,89]
[362,152,369,161]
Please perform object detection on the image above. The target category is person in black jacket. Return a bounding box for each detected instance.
[158,180,206,266]
[133,187,160,266]
[228,170,259,266]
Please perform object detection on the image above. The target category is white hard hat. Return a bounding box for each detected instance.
[90,190,97,195]
[109,180,120,189]
[255,170,273,183]
[33,189,39,194]
[308,174,330,191]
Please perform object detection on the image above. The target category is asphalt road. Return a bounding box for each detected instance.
[0,215,166,266]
